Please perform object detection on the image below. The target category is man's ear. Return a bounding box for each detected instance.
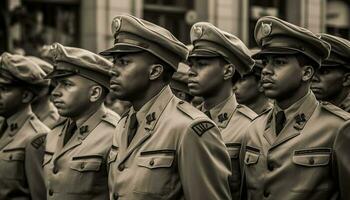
[89,85,103,102]
[223,64,235,80]
[302,65,314,81]
[22,90,34,104]
[343,72,350,87]
[149,64,163,80]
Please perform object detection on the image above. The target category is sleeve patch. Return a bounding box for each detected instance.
[191,121,215,137]
[31,135,46,149]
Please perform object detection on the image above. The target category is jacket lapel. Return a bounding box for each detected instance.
[118,86,174,166]
[53,106,106,161]
[270,93,318,150]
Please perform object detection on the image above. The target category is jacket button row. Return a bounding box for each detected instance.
[149,159,155,166]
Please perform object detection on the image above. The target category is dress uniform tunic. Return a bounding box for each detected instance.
[0,106,49,200]
[241,91,350,200]
[108,86,232,200]
[44,105,119,200]
[198,94,256,199]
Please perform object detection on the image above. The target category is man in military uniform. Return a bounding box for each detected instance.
[311,34,350,111]
[186,22,257,199]
[241,16,350,200]
[100,14,232,200]
[235,51,273,114]
[43,43,119,199]
[0,52,49,200]
[27,56,62,129]
[170,62,194,102]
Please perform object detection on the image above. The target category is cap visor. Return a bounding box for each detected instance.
[45,70,76,79]
[99,43,143,56]
[252,48,299,59]
[188,49,220,58]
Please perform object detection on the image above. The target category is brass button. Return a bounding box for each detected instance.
[53,166,59,174]
[267,162,274,171]
[118,164,125,171]
[113,193,119,200]
[149,159,155,166]
[9,155,13,160]
[80,162,85,169]
[309,157,315,165]
[263,190,270,197]
[48,189,54,196]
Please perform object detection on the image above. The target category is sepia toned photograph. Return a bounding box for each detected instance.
[0,0,349,199]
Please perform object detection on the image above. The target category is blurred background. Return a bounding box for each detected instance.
[0,0,349,55]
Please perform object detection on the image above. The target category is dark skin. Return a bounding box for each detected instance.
[311,66,350,106]
[261,55,314,109]
[51,75,104,122]
[188,57,234,110]
[235,74,270,114]
[0,83,34,118]
[109,51,168,111]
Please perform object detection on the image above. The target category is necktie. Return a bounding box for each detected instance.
[63,121,77,146]
[0,119,8,139]
[275,111,286,135]
[127,112,138,146]
[204,110,212,119]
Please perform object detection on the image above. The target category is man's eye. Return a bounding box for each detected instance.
[115,58,129,66]
[274,59,286,65]
[261,59,268,66]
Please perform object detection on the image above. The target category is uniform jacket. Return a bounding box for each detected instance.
[241,91,350,200]
[198,94,256,200]
[43,105,119,200]
[0,106,49,200]
[108,86,232,200]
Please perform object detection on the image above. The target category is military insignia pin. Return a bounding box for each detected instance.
[112,18,122,35]
[192,25,203,40]
[261,22,272,37]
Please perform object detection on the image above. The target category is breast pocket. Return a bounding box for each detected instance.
[0,148,25,180]
[291,148,332,192]
[133,150,176,196]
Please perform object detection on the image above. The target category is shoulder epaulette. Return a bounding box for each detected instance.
[102,111,120,127]
[320,101,350,120]
[177,101,204,119]
[237,104,258,120]
[29,116,50,134]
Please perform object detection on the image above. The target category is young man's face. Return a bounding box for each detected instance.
[188,57,225,97]
[261,55,303,100]
[235,74,261,105]
[0,84,25,118]
[51,75,94,117]
[109,52,154,101]
[311,66,345,101]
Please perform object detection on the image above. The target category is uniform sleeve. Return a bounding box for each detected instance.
[25,133,47,200]
[178,119,232,200]
[333,121,350,200]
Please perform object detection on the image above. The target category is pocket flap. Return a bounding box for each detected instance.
[244,151,259,165]
[70,160,102,172]
[137,155,174,169]
[2,149,25,161]
[293,149,331,167]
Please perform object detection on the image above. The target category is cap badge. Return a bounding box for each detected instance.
[192,25,203,39]
[112,18,122,35]
[261,22,272,37]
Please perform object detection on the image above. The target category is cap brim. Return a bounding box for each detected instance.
[252,48,299,59]
[99,43,144,56]
[45,70,76,79]
[188,49,220,58]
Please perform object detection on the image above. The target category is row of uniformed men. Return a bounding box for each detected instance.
[0,14,350,200]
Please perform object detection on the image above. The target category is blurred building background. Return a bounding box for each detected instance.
[0,0,349,55]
